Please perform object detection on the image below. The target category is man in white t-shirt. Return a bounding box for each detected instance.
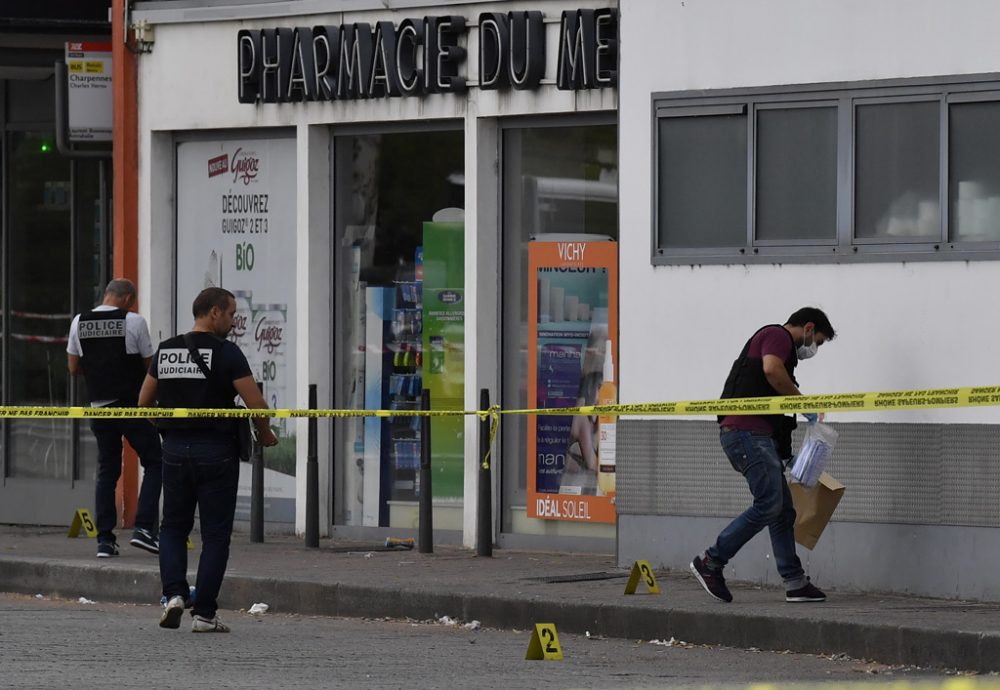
[67,279,162,558]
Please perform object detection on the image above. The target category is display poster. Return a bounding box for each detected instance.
[421,222,465,499]
[527,240,618,523]
[65,42,112,142]
[175,138,297,523]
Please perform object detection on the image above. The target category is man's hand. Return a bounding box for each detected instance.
[257,426,279,447]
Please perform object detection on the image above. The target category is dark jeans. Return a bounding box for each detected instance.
[159,434,239,619]
[91,417,163,543]
[706,429,806,590]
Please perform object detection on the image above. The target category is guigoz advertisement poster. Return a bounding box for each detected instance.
[527,240,618,524]
[175,138,297,523]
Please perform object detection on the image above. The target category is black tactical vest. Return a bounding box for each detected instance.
[153,332,238,434]
[78,308,146,403]
[718,324,798,430]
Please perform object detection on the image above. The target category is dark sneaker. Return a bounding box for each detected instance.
[129,528,159,554]
[96,541,119,559]
[786,579,826,602]
[690,555,733,603]
[159,595,186,629]
[192,615,230,633]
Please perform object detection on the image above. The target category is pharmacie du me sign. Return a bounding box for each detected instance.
[238,8,618,104]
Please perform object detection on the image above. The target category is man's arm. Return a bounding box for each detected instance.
[67,354,81,376]
[138,374,158,408]
[762,354,801,396]
[233,375,278,446]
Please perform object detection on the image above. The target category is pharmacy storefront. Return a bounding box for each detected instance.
[132,0,618,549]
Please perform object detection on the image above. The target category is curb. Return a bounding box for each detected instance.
[3,557,998,672]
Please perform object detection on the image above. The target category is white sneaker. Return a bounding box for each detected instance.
[159,595,185,629]
[192,615,230,633]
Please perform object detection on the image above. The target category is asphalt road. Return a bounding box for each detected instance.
[0,593,961,690]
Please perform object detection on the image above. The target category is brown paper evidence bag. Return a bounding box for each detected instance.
[789,472,846,550]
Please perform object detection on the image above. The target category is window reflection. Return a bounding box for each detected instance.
[501,124,618,531]
[7,131,73,479]
[855,101,940,240]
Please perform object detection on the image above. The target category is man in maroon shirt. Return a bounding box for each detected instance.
[691,307,835,604]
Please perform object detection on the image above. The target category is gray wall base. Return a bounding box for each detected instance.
[618,514,1000,602]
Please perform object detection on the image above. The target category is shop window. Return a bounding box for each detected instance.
[652,75,1000,263]
[334,129,465,528]
[501,122,618,535]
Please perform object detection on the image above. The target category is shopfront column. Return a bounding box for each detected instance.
[295,124,332,536]
[462,114,501,549]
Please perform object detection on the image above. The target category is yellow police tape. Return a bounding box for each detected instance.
[1,384,998,420]
[2,385,998,472]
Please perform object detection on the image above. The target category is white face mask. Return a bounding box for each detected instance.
[797,330,818,360]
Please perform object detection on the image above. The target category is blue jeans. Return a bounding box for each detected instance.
[706,429,806,590]
[91,417,163,543]
[159,434,239,619]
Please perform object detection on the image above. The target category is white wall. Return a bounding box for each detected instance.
[619,0,1000,425]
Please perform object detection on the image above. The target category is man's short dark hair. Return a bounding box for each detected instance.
[104,278,136,299]
[192,287,235,318]
[786,307,836,340]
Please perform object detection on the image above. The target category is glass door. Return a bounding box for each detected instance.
[0,85,110,523]
[333,128,465,532]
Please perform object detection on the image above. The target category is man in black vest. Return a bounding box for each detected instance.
[690,307,836,604]
[139,287,277,633]
[67,278,162,558]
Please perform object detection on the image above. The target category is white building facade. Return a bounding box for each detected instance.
[129,0,1000,600]
[617,0,1000,600]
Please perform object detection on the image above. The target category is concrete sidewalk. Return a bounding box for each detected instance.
[1,525,998,673]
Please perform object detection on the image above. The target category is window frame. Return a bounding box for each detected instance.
[752,99,840,249]
[651,73,1000,264]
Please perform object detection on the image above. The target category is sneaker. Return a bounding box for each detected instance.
[129,528,159,554]
[159,595,186,629]
[96,541,119,559]
[159,589,195,609]
[192,615,230,633]
[690,554,733,603]
[786,579,826,603]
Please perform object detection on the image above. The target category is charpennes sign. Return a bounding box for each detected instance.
[237,8,617,104]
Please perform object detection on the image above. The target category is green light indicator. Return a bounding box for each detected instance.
[40,142,51,153]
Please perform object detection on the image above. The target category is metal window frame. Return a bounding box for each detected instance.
[651,104,749,257]
[496,112,616,536]
[850,94,944,246]
[752,100,839,248]
[943,90,1000,247]
[651,72,1000,265]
